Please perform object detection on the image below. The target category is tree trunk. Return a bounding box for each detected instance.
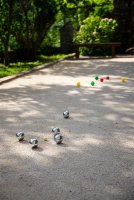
[3,2,14,66]
[113,0,134,51]
[4,43,9,66]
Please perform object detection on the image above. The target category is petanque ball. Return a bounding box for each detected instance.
[29,139,38,148]
[52,127,60,134]
[63,110,69,118]
[16,132,25,141]
[54,133,63,144]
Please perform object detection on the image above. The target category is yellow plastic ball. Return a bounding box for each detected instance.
[44,137,48,141]
[76,82,81,86]
[121,77,126,82]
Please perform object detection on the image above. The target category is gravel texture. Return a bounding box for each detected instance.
[0,57,134,200]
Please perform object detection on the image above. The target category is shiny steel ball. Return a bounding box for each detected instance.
[54,133,63,144]
[52,127,60,134]
[63,110,69,118]
[16,132,25,141]
[29,139,38,148]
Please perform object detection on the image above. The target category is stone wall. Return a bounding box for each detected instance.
[113,0,134,51]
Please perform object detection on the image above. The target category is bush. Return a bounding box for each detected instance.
[76,15,117,55]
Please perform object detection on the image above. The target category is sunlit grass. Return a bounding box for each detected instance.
[0,54,70,78]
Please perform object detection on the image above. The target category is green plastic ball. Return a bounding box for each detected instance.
[91,81,95,86]
[95,76,99,80]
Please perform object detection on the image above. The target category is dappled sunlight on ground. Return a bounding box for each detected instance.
[0,57,134,200]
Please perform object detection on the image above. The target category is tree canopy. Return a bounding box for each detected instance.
[0,0,126,64]
[0,0,58,64]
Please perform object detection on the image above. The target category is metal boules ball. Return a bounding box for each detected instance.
[29,139,38,148]
[52,127,60,134]
[63,110,69,118]
[54,133,63,144]
[16,132,25,141]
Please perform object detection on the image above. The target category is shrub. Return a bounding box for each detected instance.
[76,15,117,55]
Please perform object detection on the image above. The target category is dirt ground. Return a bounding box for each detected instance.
[0,57,134,200]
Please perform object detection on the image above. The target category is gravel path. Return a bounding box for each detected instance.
[0,57,134,200]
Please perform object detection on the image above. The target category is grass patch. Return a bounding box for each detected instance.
[0,54,70,78]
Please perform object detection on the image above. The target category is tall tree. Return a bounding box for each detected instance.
[0,0,15,65]
[13,0,58,60]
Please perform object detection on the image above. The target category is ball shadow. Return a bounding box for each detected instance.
[57,143,68,147]
[31,146,44,152]
[19,139,28,144]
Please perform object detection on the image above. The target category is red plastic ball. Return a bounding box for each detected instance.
[100,78,104,82]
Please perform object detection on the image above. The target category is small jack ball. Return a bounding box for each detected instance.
[91,81,95,86]
[95,76,99,80]
[121,77,126,82]
[100,78,104,82]
[76,82,80,87]
[106,76,110,80]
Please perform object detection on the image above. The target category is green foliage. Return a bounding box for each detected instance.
[38,54,69,62]
[76,0,115,42]
[13,0,58,51]
[0,61,41,78]
[42,12,64,48]
[0,0,13,43]
[93,0,113,17]
[0,0,15,65]
[75,0,117,55]
[77,16,117,43]
[42,25,60,48]
[77,16,100,43]
[0,54,69,78]
[0,0,59,63]
[9,35,19,51]
[0,0,116,61]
